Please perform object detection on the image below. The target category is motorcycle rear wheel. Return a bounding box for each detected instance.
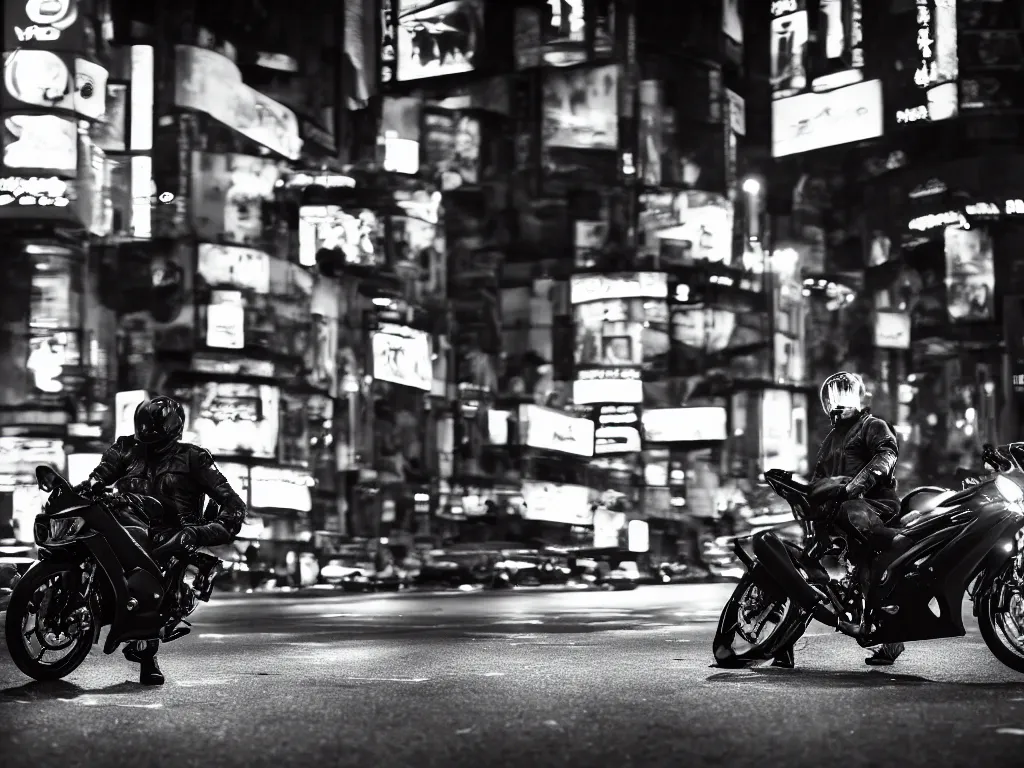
[712,572,804,668]
[4,562,98,681]
[977,560,1024,675]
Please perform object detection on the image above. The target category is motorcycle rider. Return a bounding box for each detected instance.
[74,396,246,686]
[772,371,911,669]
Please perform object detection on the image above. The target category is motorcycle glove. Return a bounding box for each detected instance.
[72,478,106,497]
[809,476,850,507]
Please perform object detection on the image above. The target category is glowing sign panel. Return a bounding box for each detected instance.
[0,175,70,206]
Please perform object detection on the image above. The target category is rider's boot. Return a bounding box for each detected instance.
[771,643,795,669]
[140,654,165,685]
[865,642,904,666]
[124,639,165,685]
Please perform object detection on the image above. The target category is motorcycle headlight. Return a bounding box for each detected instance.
[45,517,86,544]
[995,475,1024,504]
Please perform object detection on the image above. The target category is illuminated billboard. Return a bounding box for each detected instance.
[772,78,883,158]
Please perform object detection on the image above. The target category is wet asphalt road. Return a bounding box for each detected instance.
[3,584,1024,768]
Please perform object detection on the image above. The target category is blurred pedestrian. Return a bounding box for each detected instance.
[245,542,261,591]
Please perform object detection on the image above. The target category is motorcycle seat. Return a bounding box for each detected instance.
[896,487,950,517]
[895,487,955,528]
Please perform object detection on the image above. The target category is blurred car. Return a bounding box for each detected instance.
[493,550,573,587]
[321,552,404,592]
[565,547,643,590]
[655,561,705,584]
[417,547,502,588]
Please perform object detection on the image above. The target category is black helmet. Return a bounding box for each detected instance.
[134,396,185,450]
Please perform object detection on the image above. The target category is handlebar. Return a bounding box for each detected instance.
[982,444,1016,473]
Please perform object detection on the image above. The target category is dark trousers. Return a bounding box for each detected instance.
[113,506,168,659]
[834,497,901,552]
[774,496,904,664]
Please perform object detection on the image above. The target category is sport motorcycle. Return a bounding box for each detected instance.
[3,466,221,681]
[712,443,1024,673]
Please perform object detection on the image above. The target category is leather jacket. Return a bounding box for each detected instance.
[86,436,246,547]
[811,410,899,502]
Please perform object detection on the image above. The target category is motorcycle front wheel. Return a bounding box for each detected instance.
[712,571,804,668]
[4,561,98,681]
[977,559,1024,674]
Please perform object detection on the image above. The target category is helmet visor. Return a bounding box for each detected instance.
[820,372,864,416]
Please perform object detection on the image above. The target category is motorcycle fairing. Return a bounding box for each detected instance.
[730,538,789,605]
[39,500,168,655]
[751,531,840,627]
[865,498,1024,645]
[84,534,164,654]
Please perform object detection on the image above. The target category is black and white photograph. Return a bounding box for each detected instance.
[945,224,995,322]
[5,5,1024,768]
[542,63,619,150]
[396,0,483,82]
[770,10,808,99]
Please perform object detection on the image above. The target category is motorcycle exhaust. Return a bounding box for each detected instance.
[751,532,840,628]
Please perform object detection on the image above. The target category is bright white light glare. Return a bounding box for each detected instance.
[627,520,650,553]
[129,46,154,151]
[927,82,958,122]
[67,453,103,485]
[770,247,799,274]
[742,178,761,196]
[130,155,152,238]
[382,137,419,175]
[250,466,312,512]
[995,475,1023,505]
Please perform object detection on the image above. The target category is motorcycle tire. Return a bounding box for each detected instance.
[4,562,98,682]
[712,572,804,668]
[976,560,1024,675]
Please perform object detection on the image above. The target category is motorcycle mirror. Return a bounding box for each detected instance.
[35,465,57,492]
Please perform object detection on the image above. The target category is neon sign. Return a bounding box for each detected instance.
[13,0,79,42]
[896,105,929,124]
[850,0,864,68]
[914,0,933,87]
[771,0,798,17]
[965,202,999,217]
[0,176,70,207]
[379,0,396,84]
[908,210,963,231]
[909,200,1024,230]
[914,0,958,90]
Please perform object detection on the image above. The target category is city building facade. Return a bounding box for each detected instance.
[765,0,1024,489]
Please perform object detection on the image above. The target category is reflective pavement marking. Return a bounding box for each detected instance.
[472,672,506,676]
[490,619,544,625]
[59,696,163,709]
[342,676,429,683]
[996,728,1024,736]
[508,642,595,647]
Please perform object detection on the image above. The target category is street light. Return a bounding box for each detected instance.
[741,178,761,197]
